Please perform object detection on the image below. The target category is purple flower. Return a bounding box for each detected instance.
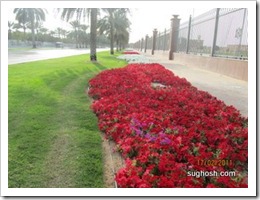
[132,117,142,127]
[160,137,171,145]
[130,124,135,130]
[130,125,139,132]
[149,136,157,142]
[136,129,143,136]
[159,131,166,137]
[158,131,171,145]
[145,133,157,142]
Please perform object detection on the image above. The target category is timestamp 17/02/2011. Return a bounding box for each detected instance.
[197,159,233,167]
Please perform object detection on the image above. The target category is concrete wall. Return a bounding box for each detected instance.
[149,50,248,81]
[173,53,248,81]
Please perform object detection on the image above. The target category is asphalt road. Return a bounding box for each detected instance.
[8,48,109,65]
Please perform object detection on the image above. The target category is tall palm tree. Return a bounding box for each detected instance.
[113,10,131,51]
[13,23,24,40]
[49,30,56,38]
[99,8,130,55]
[14,8,46,48]
[79,24,89,48]
[13,8,28,40]
[40,27,48,34]
[98,8,116,55]
[70,20,80,48]
[59,8,98,61]
[34,21,43,43]
[8,21,14,39]
[48,30,56,42]
[115,29,130,51]
[39,27,49,42]
[55,27,63,40]
[60,28,68,40]
[90,8,97,61]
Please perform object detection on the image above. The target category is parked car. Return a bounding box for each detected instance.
[55,42,64,48]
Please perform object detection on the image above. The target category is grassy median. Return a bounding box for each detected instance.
[8,51,127,188]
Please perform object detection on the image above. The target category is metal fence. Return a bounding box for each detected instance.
[133,8,248,60]
[215,8,248,59]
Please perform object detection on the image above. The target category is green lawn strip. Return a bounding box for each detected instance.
[8,51,127,188]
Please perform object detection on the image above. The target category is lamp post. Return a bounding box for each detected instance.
[140,38,144,52]
[169,15,181,60]
[152,28,158,55]
[144,34,148,53]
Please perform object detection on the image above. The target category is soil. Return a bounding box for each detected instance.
[101,134,125,188]
[87,87,125,188]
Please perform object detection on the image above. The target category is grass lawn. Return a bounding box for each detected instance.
[8,51,127,188]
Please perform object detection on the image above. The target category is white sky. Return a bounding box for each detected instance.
[8,7,210,43]
[6,1,249,43]
[128,8,210,43]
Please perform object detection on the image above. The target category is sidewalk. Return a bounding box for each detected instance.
[142,51,248,117]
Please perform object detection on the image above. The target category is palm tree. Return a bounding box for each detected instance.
[115,29,130,51]
[98,8,116,55]
[13,9,29,40]
[77,24,89,48]
[13,8,46,48]
[34,21,44,43]
[38,27,49,42]
[13,23,25,41]
[59,8,98,61]
[39,27,48,35]
[70,20,80,48]
[60,28,68,40]
[90,8,97,60]
[113,10,131,51]
[48,30,56,42]
[49,30,56,38]
[55,27,62,40]
[8,21,14,39]
[98,8,130,55]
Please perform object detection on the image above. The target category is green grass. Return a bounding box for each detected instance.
[8,51,127,188]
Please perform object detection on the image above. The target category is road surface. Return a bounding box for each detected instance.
[8,48,109,65]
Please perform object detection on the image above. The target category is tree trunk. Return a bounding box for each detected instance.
[116,39,119,52]
[23,27,26,41]
[75,28,78,48]
[90,8,97,61]
[110,21,114,55]
[31,20,36,48]
[8,30,12,40]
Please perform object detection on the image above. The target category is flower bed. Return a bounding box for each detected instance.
[117,54,151,63]
[123,51,140,54]
[88,63,248,188]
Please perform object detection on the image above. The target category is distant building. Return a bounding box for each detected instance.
[226,44,248,52]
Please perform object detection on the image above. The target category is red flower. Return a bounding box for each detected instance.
[89,63,248,188]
